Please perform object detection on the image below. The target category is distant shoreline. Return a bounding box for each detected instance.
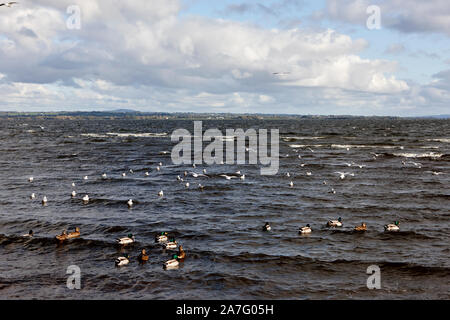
[0,111,448,120]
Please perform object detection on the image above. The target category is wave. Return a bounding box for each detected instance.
[391,152,444,159]
[106,132,167,138]
[425,138,450,143]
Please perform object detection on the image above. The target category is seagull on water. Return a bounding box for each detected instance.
[82,195,89,203]
[145,171,149,176]
[336,172,354,180]
[30,193,35,200]
[289,181,294,187]
[127,199,133,208]
[42,196,47,205]
[71,191,76,198]
[102,173,107,179]
[158,190,164,197]
[28,177,33,182]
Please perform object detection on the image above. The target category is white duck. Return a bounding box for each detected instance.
[117,234,135,245]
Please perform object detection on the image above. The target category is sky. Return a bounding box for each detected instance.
[0,0,449,116]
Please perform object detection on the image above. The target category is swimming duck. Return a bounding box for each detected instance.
[158,190,164,197]
[22,230,33,238]
[262,222,271,231]
[299,224,312,234]
[82,195,89,203]
[327,217,343,227]
[28,177,33,182]
[178,245,186,260]
[115,254,130,266]
[117,234,135,245]
[67,227,80,239]
[127,199,133,208]
[384,221,400,232]
[354,223,367,232]
[165,239,178,250]
[30,193,35,200]
[42,196,47,205]
[138,249,149,262]
[55,229,68,241]
[71,190,76,198]
[155,232,168,243]
[164,254,180,269]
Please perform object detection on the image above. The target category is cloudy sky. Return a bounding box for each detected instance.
[0,0,449,116]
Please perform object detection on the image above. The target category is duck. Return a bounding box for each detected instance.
[55,230,68,241]
[177,245,186,260]
[30,193,35,200]
[327,217,343,227]
[155,232,168,243]
[299,224,312,234]
[117,234,135,245]
[384,221,400,232]
[138,249,149,262]
[262,222,271,231]
[198,184,204,191]
[158,190,164,197]
[28,177,33,182]
[165,239,178,250]
[177,175,181,181]
[329,188,336,194]
[354,223,367,232]
[82,195,89,203]
[115,254,130,266]
[22,230,34,238]
[203,169,207,174]
[67,227,80,239]
[164,254,180,269]
[71,190,76,198]
[127,199,133,208]
[102,173,107,179]
[42,196,48,205]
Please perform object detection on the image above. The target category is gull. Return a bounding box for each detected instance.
[42,196,47,205]
[235,171,241,175]
[198,184,204,191]
[122,172,126,177]
[192,164,196,168]
[83,176,88,180]
[71,191,76,198]
[82,195,89,203]
[177,175,181,181]
[289,181,294,187]
[127,199,133,208]
[203,169,207,174]
[240,174,245,180]
[220,174,236,180]
[298,155,302,159]
[329,188,336,194]
[102,173,107,179]
[145,172,149,176]
[428,171,444,175]
[30,193,35,200]
[129,169,133,173]
[286,172,290,177]
[307,147,314,153]
[184,171,187,176]
[159,162,162,166]
[0,2,18,8]
[158,190,164,197]
[185,182,190,188]
[156,166,160,171]
[336,172,354,180]
[345,162,352,167]
[323,180,327,185]
[306,172,312,176]
[72,182,76,187]
[28,177,33,182]
[300,163,306,167]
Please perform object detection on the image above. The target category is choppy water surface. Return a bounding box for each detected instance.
[0,118,449,299]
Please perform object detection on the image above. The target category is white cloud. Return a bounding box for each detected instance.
[0,0,447,115]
